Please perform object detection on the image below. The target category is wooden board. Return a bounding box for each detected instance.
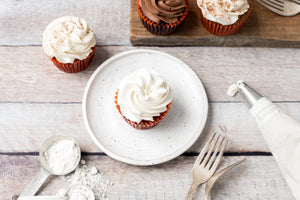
[1,155,294,199]
[130,0,300,47]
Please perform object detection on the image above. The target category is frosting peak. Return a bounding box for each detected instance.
[197,0,249,25]
[43,16,96,63]
[117,69,172,123]
[139,0,187,23]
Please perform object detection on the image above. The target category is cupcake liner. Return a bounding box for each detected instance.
[137,0,189,36]
[49,45,96,73]
[115,91,171,130]
[199,4,252,36]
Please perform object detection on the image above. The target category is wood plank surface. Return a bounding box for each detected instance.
[1,46,300,103]
[1,102,300,153]
[1,0,300,47]
[0,155,294,200]
[130,0,300,47]
[0,0,130,46]
[1,0,300,199]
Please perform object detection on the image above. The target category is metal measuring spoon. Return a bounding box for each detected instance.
[15,185,95,200]
[65,184,95,200]
[16,196,67,200]
[19,135,81,197]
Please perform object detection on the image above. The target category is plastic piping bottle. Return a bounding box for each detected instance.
[229,81,300,200]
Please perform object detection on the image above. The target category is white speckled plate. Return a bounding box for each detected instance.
[83,49,208,166]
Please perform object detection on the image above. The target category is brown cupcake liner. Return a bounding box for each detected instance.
[115,91,171,130]
[199,4,252,36]
[137,0,189,36]
[49,45,96,73]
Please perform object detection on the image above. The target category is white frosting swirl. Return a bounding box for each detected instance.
[197,0,249,25]
[118,69,172,123]
[42,16,96,63]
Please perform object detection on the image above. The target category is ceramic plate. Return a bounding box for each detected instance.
[83,49,208,166]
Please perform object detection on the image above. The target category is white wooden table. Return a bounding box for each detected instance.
[1,0,299,199]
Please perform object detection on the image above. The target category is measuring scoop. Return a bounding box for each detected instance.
[15,196,67,200]
[19,135,81,197]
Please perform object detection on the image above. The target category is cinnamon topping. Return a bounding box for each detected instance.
[197,0,249,25]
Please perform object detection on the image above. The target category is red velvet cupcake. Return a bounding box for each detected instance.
[115,69,172,130]
[137,0,189,36]
[49,46,96,73]
[42,16,96,73]
[197,0,252,36]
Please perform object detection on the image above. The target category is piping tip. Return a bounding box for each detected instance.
[228,81,263,108]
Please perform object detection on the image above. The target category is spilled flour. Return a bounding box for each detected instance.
[58,160,113,200]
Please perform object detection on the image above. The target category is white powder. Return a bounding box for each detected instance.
[44,140,79,174]
[66,185,95,200]
[59,160,112,200]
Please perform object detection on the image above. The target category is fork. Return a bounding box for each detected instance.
[204,158,246,200]
[184,132,228,200]
[258,0,300,16]
[290,0,300,4]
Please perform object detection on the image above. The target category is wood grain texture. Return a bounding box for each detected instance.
[1,102,300,153]
[0,0,130,46]
[1,0,299,198]
[1,46,300,103]
[0,155,294,199]
[1,0,300,47]
[130,0,300,47]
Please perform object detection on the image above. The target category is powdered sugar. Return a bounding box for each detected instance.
[44,140,80,174]
[66,184,95,200]
[59,160,112,200]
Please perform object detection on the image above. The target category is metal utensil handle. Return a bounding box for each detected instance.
[184,183,198,200]
[17,196,67,200]
[204,158,247,200]
[20,168,51,196]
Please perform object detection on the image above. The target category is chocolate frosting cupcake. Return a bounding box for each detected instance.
[139,0,186,24]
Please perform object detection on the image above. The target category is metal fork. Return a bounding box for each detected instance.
[184,133,228,200]
[204,158,246,200]
[258,0,300,16]
[290,0,300,4]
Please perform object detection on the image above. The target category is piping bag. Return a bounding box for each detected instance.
[228,81,300,200]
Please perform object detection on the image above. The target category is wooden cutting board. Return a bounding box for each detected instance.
[130,0,300,47]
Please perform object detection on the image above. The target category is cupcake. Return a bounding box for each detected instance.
[137,0,189,36]
[42,16,96,73]
[197,0,252,36]
[115,69,172,130]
